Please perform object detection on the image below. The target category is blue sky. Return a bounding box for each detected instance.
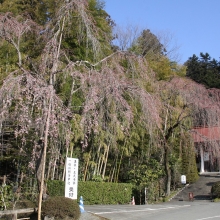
[104,0,220,64]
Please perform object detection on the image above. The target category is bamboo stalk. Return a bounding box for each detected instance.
[37,88,52,220]
[102,145,109,179]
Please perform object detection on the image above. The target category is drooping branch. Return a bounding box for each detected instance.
[166,76,220,158]
[0,12,41,66]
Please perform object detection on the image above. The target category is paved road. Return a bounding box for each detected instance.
[84,201,220,220]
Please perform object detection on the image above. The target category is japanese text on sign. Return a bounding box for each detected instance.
[65,157,78,199]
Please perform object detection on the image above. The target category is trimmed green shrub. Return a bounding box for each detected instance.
[78,182,133,205]
[47,180,133,205]
[211,181,220,198]
[41,196,80,220]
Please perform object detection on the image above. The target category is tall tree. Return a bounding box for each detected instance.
[0,0,55,24]
[158,82,193,195]
[167,76,220,174]
[0,0,165,214]
[0,0,108,217]
[186,53,220,88]
[130,29,165,57]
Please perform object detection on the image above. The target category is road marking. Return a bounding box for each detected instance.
[196,216,220,220]
[93,205,190,215]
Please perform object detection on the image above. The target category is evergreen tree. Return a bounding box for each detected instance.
[0,0,54,24]
[181,141,199,183]
[129,29,165,57]
[186,53,220,88]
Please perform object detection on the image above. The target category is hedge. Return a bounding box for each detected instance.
[46,180,133,205]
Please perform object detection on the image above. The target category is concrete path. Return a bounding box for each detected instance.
[170,172,220,202]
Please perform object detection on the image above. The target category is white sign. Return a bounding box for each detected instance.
[204,152,209,161]
[181,175,186,184]
[65,157,79,199]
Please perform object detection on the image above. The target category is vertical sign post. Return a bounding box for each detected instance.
[144,187,148,205]
[65,157,79,199]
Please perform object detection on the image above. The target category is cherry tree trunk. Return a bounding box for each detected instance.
[164,146,171,196]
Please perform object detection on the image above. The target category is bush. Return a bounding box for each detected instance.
[42,196,80,220]
[211,181,220,198]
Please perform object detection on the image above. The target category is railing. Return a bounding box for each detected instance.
[0,208,37,220]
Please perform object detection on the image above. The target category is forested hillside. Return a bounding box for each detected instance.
[0,0,220,213]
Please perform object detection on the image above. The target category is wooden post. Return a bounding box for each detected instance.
[12,211,17,220]
[3,175,6,185]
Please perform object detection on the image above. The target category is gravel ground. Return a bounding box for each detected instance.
[79,212,108,220]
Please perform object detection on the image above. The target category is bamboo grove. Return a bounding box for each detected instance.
[0,0,220,210]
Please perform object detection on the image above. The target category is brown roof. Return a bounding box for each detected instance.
[191,127,220,143]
